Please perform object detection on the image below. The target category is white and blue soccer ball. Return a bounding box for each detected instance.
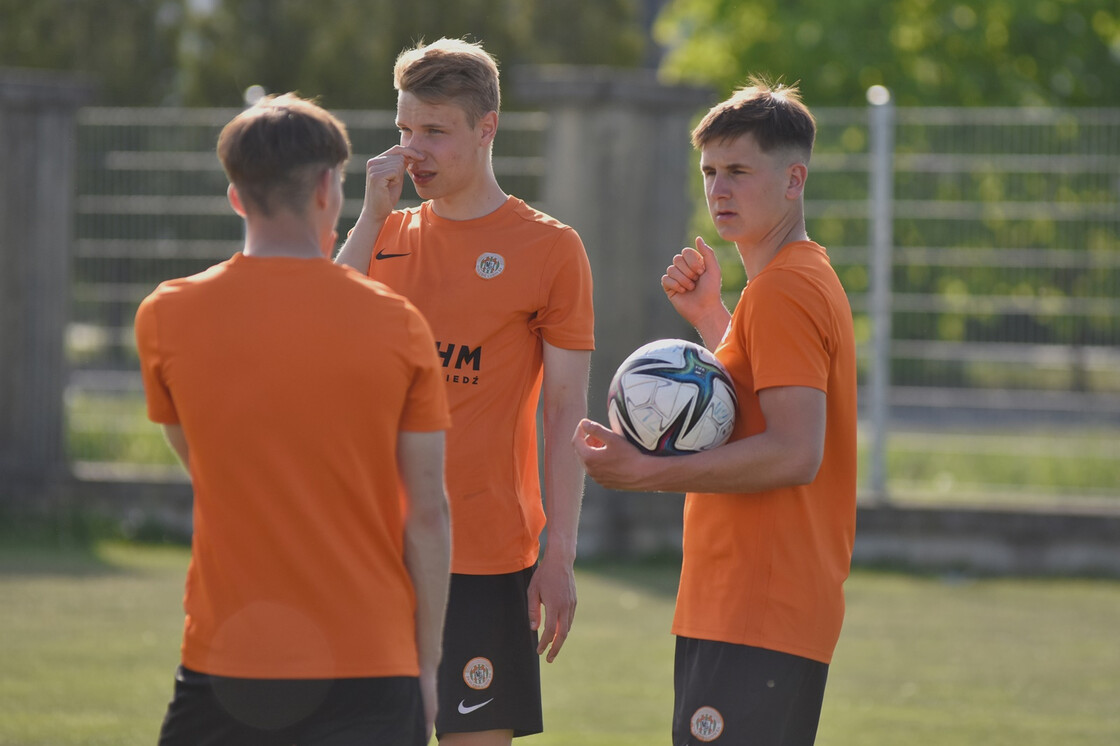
[607,338,738,456]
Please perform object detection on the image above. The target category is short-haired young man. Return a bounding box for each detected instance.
[336,38,595,744]
[136,93,452,746]
[574,77,857,746]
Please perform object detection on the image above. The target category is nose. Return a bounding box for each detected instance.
[399,135,427,164]
[706,173,730,200]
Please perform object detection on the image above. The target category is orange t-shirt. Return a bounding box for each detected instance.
[135,253,451,679]
[671,241,858,664]
[367,197,595,573]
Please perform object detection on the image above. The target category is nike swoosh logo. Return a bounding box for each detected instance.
[375,248,411,260]
[457,698,494,715]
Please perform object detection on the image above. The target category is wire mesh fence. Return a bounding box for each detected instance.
[68,104,1119,504]
[814,105,1120,504]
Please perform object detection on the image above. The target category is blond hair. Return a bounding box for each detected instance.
[393,38,501,126]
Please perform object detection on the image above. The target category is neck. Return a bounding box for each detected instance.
[431,172,508,221]
[738,219,808,279]
[242,214,328,259]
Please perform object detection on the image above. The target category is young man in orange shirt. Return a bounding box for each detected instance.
[335,39,594,744]
[136,93,452,745]
[574,78,857,746]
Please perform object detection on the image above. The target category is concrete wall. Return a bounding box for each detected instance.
[0,69,94,499]
[853,502,1120,576]
[60,477,1120,577]
[513,65,717,557]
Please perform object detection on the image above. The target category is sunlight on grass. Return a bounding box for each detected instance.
[2,541,1118,745]
[69,392,1120,505]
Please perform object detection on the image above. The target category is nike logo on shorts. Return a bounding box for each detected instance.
[375,248,411,260]
[457,698,494,715]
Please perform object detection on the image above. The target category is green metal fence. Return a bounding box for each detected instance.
[69,104,1120,504]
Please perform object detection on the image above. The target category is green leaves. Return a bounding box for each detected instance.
[656,0,1120,106]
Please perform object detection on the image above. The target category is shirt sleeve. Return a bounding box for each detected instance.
[742,270,831,393]
[399,307,453,432]
[134,291,180,424]
[529,227,595,350]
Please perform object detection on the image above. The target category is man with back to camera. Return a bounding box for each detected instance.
[574,77,858,746]
[335,38,595,744]
[136,93,452,745]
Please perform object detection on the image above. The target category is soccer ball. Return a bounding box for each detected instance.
[607,339,737,456]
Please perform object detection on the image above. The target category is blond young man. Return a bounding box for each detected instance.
[137,94,451,745]
[575,78,857,746]
[336,39,595,744]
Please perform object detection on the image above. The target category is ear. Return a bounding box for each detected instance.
[227,183,248,217]
[478,111,499,147]
[313,167,333,209]
[786,162,808,200]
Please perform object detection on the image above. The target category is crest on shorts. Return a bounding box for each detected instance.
[475,252,505,279]
[463,656,494,690]
[690,706,724,742]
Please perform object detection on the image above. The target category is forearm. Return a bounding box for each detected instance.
[626,430,817,494]
[398,431,451,673]
[161,424,190,471]
[532,371,587,662]
[622,386,826,494]
[404,502,451,673]
[540,346,591,565]
[333,212,385,273]
[693,306,733,351]
[542,410,585,565]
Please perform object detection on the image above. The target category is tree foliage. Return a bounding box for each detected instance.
[0,0,647,107]
[176,0,647,108]
[6,0,1118,108]
[654,0,1120,106]
[0,0,185,104]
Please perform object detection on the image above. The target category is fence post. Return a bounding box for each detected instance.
[0,69,95,504]
[867,85,894,503]
[513,66,713,557]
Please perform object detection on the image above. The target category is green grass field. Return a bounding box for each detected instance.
[67,391,1120,505]
[2,537,1118,745]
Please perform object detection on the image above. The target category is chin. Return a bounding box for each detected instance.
[712,224,738,243]
[411,178,439,200]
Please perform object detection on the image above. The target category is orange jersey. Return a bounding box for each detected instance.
[367,197,595,573]
[135,253,451,679]
[672,241,858,664]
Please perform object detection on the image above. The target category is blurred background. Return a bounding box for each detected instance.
[2,0,1118,560]
[2,4,1119,745]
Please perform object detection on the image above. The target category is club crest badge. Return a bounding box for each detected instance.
[475,252,505,279]
[690,706,724,742]
[463,656,494,690]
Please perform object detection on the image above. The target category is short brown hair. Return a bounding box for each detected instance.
[217,93,351,216]
[393,38,501,126]
[691,75,815,161]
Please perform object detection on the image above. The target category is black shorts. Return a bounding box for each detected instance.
[157,665,425,746]
[673,637,829,746]
[435,567,543,738]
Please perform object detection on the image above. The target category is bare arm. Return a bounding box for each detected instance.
[662,237,733,349]
[398,429,451,740]
[528,342,591,663]
[574,385,826,494]
[334,146,422,272]
[161,424,190,470]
